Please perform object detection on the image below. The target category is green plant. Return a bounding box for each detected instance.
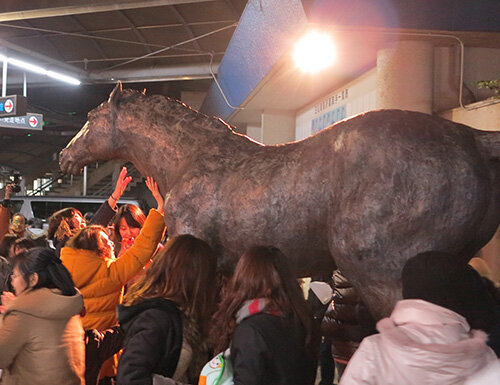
[474,80,500,99]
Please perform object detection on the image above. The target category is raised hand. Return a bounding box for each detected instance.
[145,177,164,214]
[4,184,13,200]
[109,166,132,207]
[0,291,16,313]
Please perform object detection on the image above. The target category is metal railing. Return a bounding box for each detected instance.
[28,172,67,196]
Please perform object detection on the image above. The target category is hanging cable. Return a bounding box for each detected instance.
[101,23,237,71]
[208,51,244,110]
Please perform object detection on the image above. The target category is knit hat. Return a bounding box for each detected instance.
[402,251,496,331]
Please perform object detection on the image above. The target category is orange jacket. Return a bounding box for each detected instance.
[61,209,165,331]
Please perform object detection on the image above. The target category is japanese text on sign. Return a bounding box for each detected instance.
[314,89,349,114]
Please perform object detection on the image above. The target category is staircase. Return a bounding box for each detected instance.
[45,161,143,198]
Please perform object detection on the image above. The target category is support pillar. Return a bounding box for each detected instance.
[376,40,434,113]
[260,110,295,145]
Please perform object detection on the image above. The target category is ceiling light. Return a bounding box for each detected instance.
[46,70,81,85]
[0,53,81,85]
[293,30,336,73]
[8,57,47,75]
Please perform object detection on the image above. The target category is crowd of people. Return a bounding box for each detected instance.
[0,167,499,385]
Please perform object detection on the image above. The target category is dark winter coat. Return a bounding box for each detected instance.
[231,313,317,385]
[321,270,376,362]
[85,326,124,385]
[117,297,183,385]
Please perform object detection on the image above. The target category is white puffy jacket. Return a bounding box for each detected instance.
[340,299,499,385]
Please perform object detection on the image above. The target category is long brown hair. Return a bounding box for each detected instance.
[47,207,82,240]
[212,246,319,355]
[124,234,217,339]
[66,225,112,259]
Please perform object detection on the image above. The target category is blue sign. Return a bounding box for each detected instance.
[0,95,27,117]
[311,105,346,134]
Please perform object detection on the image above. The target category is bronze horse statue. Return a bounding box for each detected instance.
[60,85,500,318]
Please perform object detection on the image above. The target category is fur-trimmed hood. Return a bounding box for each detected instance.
[376,300,493,381]
[339,299,499,385]
[4,287,83,320]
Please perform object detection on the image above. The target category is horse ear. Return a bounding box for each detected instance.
[142,88,147,95]
[108,82,122,106]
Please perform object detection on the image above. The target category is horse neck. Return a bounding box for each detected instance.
[119,116,230,193]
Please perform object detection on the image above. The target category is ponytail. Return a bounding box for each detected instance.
[13,247,77,296]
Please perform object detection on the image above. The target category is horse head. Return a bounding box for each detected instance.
[60,83,126,175]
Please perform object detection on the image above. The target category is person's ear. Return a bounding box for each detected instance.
[28,272,39,288]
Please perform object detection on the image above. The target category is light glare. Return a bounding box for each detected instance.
[293,30,336,73]
[47,70,81,85]
[8,57,47,75]
[0,54,81,85]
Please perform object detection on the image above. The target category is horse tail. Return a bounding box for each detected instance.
[473,130,500,159]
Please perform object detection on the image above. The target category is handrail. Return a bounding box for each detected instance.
[90,163,142,197]
[28,172,66,196]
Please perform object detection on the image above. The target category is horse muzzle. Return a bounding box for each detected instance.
[59,148,83,175]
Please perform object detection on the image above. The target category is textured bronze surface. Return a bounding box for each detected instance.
[60,86,500,318]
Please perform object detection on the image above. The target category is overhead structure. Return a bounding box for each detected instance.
[0,0,247,183]
[201,0,500,125]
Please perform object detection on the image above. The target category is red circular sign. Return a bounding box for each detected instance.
[28,116,38,127]
[4,99,13,113]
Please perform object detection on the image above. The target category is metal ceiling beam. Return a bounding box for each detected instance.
[12,20,237,41]
[0,0,216,22]
[88,62,220,83]
[68,16,109,62]
[100,22,235,71]
[0,37,85,76]
[117,11,153,54]
[21,20,66,61]
[3,61,219,86]
[66,51,225,64]
[168,5,203,55]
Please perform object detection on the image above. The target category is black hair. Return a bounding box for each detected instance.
[0,234,18,258]
[402,251,497,332]
[13,247,77,296]
[12,237,36,255]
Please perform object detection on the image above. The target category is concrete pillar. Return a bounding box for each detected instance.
[261,110,295,145]
[376,40,434,113]
[246,124,263,143]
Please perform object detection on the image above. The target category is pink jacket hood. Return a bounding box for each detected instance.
[340,299,499,385]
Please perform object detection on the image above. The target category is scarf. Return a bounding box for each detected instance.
[235,298,283,324]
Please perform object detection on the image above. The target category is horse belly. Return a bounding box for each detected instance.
[326,124,495,317]
[166,164,335,274]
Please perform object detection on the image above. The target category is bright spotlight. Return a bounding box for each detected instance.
[293,30,336,73]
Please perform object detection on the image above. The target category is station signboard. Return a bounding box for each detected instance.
[0,113,43,130]
[0,95,27,117]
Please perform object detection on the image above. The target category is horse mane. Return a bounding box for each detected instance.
[116,89,234,133]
